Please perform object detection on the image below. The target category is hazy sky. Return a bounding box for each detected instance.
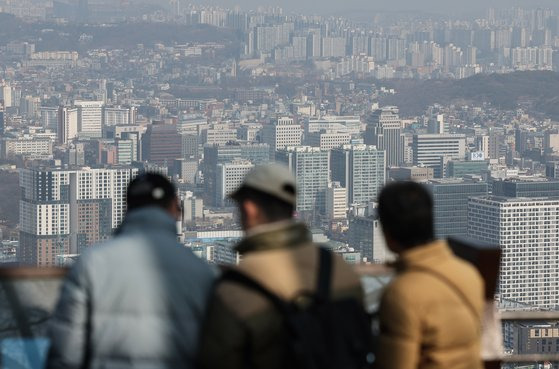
[193,0,559,15]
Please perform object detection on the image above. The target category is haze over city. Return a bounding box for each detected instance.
[2,0,559,367]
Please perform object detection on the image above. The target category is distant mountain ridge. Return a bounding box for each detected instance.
[380,71,559,119]
[0,13,240,51]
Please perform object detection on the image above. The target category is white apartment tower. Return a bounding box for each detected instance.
[468,196,559,309]
[19,167,138,266]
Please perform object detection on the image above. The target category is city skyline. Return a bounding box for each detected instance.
[2,2,559,364]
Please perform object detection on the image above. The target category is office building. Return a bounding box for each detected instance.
[116,139,135,164]
[192,241,239,265]
[142,122,182,166]
[103,106,136,126]
[261,117,302,152]
[1,137,53,159]
[325,182,348,220]
[182,194,203,224]
[348,212,391,263]
[215,160,254,207]
[546,162,559,179]
[57,107,79,144]
[412,134,466,178]
[201,124,238,146]
[305,116,361,136]
[306,129,351,150]
[40,106,58,130]
[492,179,559,198]
[447,160,489,178]
[19,167,138,266]
[476,136,490,158]
[202,143,270,205]
[469,196,559,309]
[75,100,104,138]
[389,166,434,181]
[365,107,403,167]
[182,134,199,159]
[0,100,4,135]
[427,114,447,134]
[506,323,559,355]
[277,146,329,213]
[425,179,488,239]
[331,144,386,206]
[173,159,198,184]
[0,83,12,108]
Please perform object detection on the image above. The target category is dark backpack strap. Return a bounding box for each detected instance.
[316,247,332,301]
[220,269,289,313]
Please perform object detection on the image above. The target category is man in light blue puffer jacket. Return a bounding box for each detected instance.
[47,173,215,369]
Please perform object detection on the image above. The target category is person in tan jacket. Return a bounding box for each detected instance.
[197,164,366,369]
[375,182,485,369]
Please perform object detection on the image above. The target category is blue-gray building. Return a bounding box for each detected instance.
[492,179,559,198]
[447,160,489,178]
[425,179,489,239]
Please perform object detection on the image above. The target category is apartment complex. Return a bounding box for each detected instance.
[19,167,138,266]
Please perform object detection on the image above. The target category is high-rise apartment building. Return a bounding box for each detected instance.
[468,196,559,309]
[331,144,386,206]
[19,167,138,266]
[365,107,403,167]
[75,100,104,138]
[215,160,254,207]
[425,179,488,239]
[412,134,466,178]
[261,117,302,153]
[276,146,329,213]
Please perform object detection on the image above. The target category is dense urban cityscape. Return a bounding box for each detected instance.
[3,0,559,367]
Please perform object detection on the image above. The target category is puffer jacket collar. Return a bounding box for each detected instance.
[235,221,312,255]
[115,206,178,236]
[394,239,453,272]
